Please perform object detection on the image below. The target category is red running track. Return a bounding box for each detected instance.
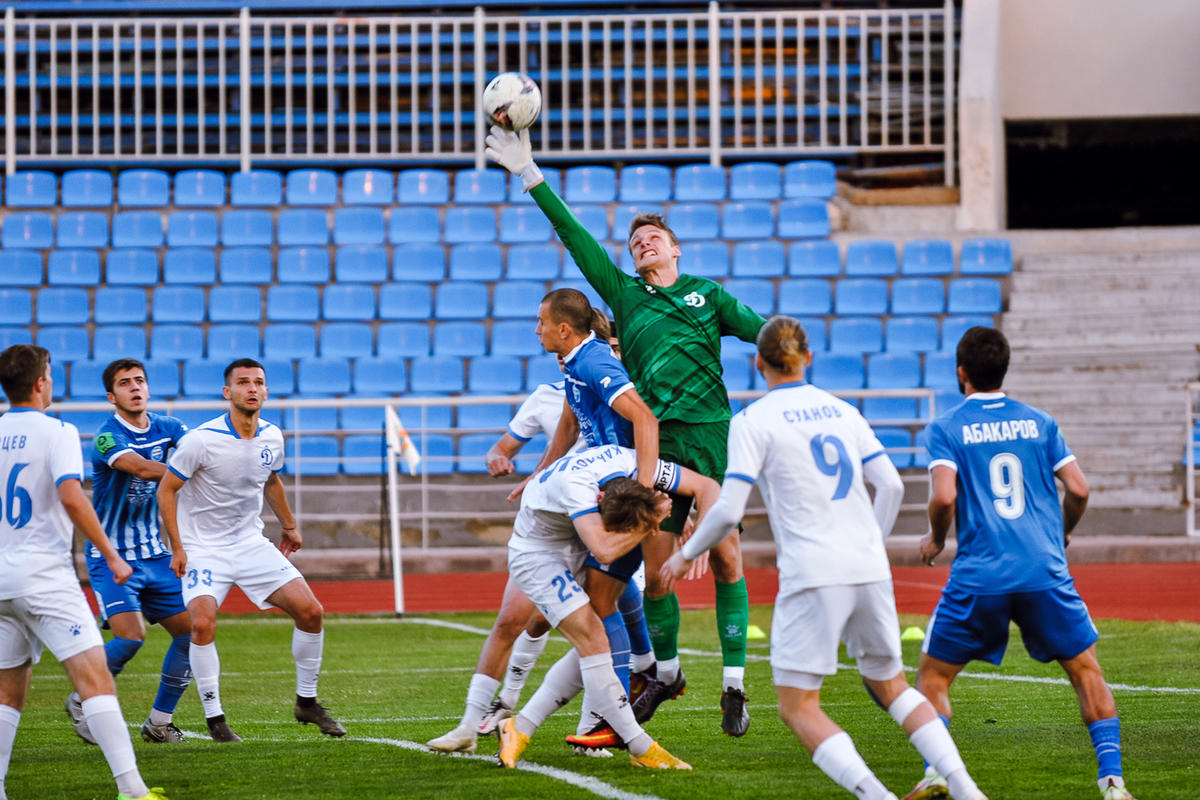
[203,563,1200,623]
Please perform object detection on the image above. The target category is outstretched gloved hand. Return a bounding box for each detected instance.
[485,125,544,192]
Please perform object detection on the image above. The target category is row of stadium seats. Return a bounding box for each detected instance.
[0,238,1013,284]
[0,163,835,209]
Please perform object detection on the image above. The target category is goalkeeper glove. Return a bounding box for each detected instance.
[485,125,544,192]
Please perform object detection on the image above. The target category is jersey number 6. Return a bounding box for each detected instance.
[0,463,32,529]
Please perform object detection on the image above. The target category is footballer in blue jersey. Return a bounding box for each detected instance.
[911,327,1136,800]
[69,359,194,747]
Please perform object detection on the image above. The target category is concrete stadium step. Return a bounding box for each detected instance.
[1016,249,1200,272]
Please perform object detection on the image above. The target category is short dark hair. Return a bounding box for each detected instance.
[598,476,663,532]
[224,357,266,385]
[956,326,1009,392]
[541,288,593,335]
[627,213,678,253]
[0,344,51,404]
[103,358,146,393]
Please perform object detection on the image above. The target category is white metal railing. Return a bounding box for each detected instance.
[1185,382,1200,537]
[2,2,956,178]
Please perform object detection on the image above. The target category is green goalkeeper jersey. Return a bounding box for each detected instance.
[531,181,766,425]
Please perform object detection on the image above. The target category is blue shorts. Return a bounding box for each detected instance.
[88,553,188,626]
[923,578,1099,665]
[583,544,642,584]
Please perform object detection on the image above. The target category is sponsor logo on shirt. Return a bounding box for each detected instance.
[260,447,275,467]
[683,291,706,308]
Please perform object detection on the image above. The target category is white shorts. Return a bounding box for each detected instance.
[181,535,303,611]
[0,578,104,669]
[508,542,589,629]
[771,579,904,690]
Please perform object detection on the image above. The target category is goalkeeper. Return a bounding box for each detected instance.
[487,127,765,737]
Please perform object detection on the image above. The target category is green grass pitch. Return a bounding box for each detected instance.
[8,608,1198,799]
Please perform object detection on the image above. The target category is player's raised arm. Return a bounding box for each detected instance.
[572,479,672,564]
[610,388,659,490]
[506,397,579,503]
[58,478,132,584]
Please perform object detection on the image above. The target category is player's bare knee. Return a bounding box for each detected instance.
[190,614,217,643]
[295,600,323,631]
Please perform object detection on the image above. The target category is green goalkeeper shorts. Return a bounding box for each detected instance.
[659,418,728,535]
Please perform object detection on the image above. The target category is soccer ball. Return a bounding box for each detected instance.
[482,72,542,131]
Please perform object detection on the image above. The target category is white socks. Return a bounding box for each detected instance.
[812,732,889,800]
[0,704,19,799]
[516,649,583,736]
[81,694,148,799]
[657,656,680,685]
[462,673,501,728]
[190,641,223,718]
[630,650,656,674]
[578,653,651,756]
[292,628,324,698]
[908,719,978,800]
[148,708,172,727]
[723,666,745,692]
[497,630,549,709]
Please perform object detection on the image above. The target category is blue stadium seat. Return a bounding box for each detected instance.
[166,210,218,247]
[263,323,318,360]
[721,353,752,391]
[266,285,320,322]
[444,207,497,244]
[230,169,283,206]
[117,169,170,207]
[513,433,550,473]
[353,357,408,395]
[410,356,465,393]
[0,327,31,348]
[111,211,164,248]
[95,287,147,325]
[208,286,262,323]
[377,321,430,357]
[208,324,261,360]
[342,169,395,205]
[49,360,67,399]
[468,356,524,394]
[163,247,217,284]
[796,317,828,352]
[846,240,899,276]
[219,246,272,283]
[923,351,959,390]
[730,162,781,200]
[104,249,158,285]
[525,356,563,389]
[173,169,226,207]
[0,251,42,285]
[36,326,89,362]
[456,433,496,473]
[681,240,730,278]
[320,322,373,358]
[453,169,507,204]
[333,207,385,245]
[277,247,331,284]
[432,321,487,356]
[323,284,376,321]
[448,244,503,282]
[667,203,719,239]
[885,316,940,354]
[393,243,445,282]
[343,434,386,475]
[784,160,837,199]
[612,204,666,242]
[673,164,726,201]
[47,250,101,286]
[570,205,609,241]
[392,400,451,434]
[56,211,108,248]
[297,357,352,396]
[335,245,388,283]
[151,286,205,323]
[835,278,888,315]
[732,241,786,277]
[497,206,551,244]
[0,290,32,325]
[874,427,914,469]
[506,243,559,279]
[619,165,672,203]
[284,436,340,476]
[2,212,53,248]
[412,434,455,475]
[565,166,617,203]
[94,325,147,359]
[261,358,297,396]
[777,278,833,316]
[891,277,945,315]
[282,406,339,433]
[811,353,865,393]
[220,209,274,246]
[959,238,1013,275]
[150,325,204,360]
[145,360,181,398]
[398,169,450,204]
[388,207,441,244]
[940,315,994,350]
[778,198,832,239]
[493,281,545,319]
[947,278,1002,314]
[278,209,329,246]
[38,287,89,324]
[61,169,113,207]
[722,278,774,317]
[457,404,513,431]
[285,169,338,206]
[863,353,921,421]
[901,239,954,276]
[721,201,774,239]
[788,239,841,276]
[491,319,541,357]
[68,360,109,400]
[379,283,432,320]
[61,410,113,436]
[508,168,562,203]
[5,171,55,207]
[829,317,884,355]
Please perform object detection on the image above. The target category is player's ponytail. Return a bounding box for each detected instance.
[756,315,809,375]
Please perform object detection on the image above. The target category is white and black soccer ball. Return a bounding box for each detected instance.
[482,72,542,131]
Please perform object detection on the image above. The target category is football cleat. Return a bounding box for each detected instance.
[476,699,514,736]
[632,670,686,724]
[117,788,169,800]
[64,692,97,745]
[573,745,614,758]
[720,687,750,737]
[900,770,950,800]
[630,741,691,770]
[140,719,186,743]
[1101,779,1137,800]
[497,717,530,768]
[629,665,656,703]
[294,699,346,737]
[205,715,242,743]
[565,720,624,750]
[427,723,478,755]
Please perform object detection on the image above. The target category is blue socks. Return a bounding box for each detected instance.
[601,612,632,694]
[1088,717,1123,780]
[152,634,193,715]
[104,636,143,676]
[617,580,652,657]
